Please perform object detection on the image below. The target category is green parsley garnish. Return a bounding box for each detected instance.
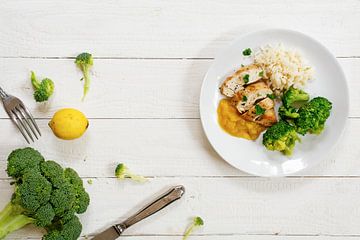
[241,64,245,67]
[242,48,252,56]
[242,96,247,102]
[255,104,265,115]
[243,74,250,84]
[259,71,264,77]
[267,94,276,100]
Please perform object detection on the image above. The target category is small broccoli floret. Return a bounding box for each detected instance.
[115,163,147,183]
[0,148,90,240]
[282,86,309,109]
[278,106,299,119]
[7,147,44,178]
[34,203,56,227]
[16,171,52,212]
[295,97,332,135]
[263,121,300,156]
[64,168,90,214]
[183,216,204,240]
[50,183,77,216]
[41,161,66,188]
[75,52,93,101]
[43,216,82,240]
[31,71,55,102]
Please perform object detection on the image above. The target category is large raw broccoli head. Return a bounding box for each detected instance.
[262,121,300,156]
[295,97,332,135]
[282,86,309,109]
[0,148,90,240]
[31,71,55,102]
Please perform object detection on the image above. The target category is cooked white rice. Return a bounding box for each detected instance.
[254,44,314,95]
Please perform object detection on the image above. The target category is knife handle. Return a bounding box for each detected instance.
[114,185,185,233]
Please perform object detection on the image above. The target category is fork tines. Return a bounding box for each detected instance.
[8,103,41,144]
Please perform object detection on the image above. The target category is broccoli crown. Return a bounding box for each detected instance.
[0,148,90,240]
[15,171,52,212]
[7,147,44,178]
[282,86,309,108]
[295,97,332,135]
[115,163,126,179]
[31,71,55,102]
[34,203,56,227]
[278,106,299,119]
[194,216,204,226]
[64,168,90,214]
[75,52,93,69]
[263,121,300,156]
[41,161,66,188]
[115,163,147,183]
[43,216,82,240]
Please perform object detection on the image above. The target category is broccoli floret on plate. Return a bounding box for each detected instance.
[295,97,332,135]
[263,120,300,156]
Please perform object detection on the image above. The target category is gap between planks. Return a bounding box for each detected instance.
[2,176,360,181]
[0,56,358,60]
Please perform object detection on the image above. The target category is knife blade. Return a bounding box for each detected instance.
[92,185,185,240]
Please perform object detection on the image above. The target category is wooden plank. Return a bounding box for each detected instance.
[0,118,358,178]
[0,58,357,118]
[2,177,360,238]
[0,0,359,58]
[8,235,360,240]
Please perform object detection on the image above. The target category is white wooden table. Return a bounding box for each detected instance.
[0,0,359,239]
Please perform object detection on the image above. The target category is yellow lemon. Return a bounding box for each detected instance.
[49,108,89,140]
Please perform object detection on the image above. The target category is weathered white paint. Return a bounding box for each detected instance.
[0,0,359,58]
[2,178,360,238]
[0,0,359,239]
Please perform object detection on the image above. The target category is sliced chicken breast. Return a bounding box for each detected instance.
[241,98,277,127]
[232,81,273,114]
[220,64,264,97]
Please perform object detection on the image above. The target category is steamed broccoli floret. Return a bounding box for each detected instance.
[115,163,147,183]
[263,121,300,156]
[0,148,90,240]
[278,106,299,119]
[75,52,93,101]
[295,97,332,135]
[282,86,309,108]
[30,71,55,102]
[183,216,204,240]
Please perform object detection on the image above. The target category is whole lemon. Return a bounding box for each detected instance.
[49,108,89,140]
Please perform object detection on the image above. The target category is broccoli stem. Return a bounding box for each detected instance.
[81,67,90,101]
[183,224,195,240]
[0,203,34,240]
[30,71,41,90]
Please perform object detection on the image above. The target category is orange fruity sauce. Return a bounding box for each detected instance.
[217,99,266,140]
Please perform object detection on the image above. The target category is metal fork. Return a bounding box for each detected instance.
[0,87,41,143]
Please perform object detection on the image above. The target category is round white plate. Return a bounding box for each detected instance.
[200,28,349,177]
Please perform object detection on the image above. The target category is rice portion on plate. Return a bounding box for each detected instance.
[254,44,314,95]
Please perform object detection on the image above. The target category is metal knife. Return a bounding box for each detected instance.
[92,185,185,240]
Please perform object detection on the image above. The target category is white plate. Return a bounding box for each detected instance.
[200,29,349,177]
